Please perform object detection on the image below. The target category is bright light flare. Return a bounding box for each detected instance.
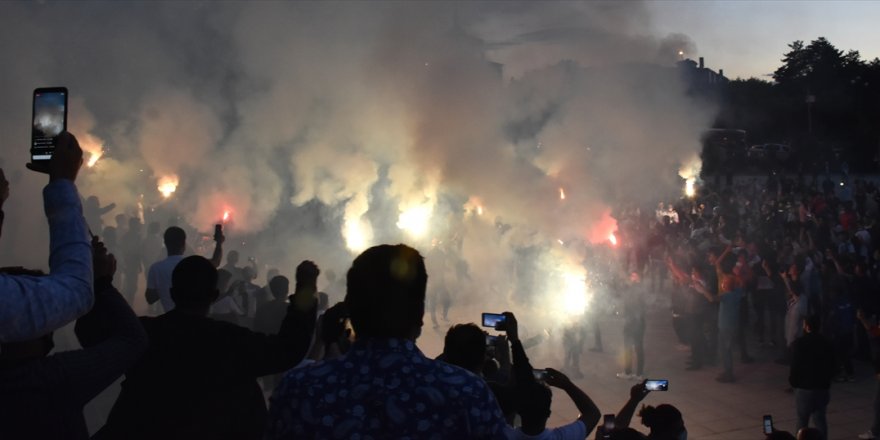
[397,203,432,238]
[559,271,588,316]
[684,177,696,197]
[157,175,179,199]
[609,232,618,246]
[222,210,231,222]
[344,218,371,253]
[86,151,103,168]
[477,206,483,216]
[559,187,566,200]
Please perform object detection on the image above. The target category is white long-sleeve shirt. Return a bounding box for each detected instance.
[0,179,93,342]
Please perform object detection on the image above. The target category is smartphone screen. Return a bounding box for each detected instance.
[532,369,547,382]
[31,87,68,162]
[645,379,669,391]
[603,414,615,431]
[481,313,506,328]
[763,415,773,434]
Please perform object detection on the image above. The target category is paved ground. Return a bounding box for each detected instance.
[73,286,874,439]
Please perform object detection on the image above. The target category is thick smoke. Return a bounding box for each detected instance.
[0,2,713,327]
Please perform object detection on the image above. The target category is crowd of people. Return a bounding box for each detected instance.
[1,131,878,440]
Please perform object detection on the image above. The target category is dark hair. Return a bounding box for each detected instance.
[171,256,218,309]
[515,381,552,426]
[442,323,486,372]
[269,275,289,299]
[296,260,320,285]
[345,244,427,338]
[639,404,685,438]
[163,226,186,253]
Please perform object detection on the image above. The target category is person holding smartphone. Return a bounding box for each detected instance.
[0,132,94,343]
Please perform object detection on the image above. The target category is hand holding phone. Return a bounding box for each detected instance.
[644,379,668,391]
[762,414,773,435]
[532,368,548,382]
[27,131,82,182]
[482,313,506,329]
[31,87,68,163]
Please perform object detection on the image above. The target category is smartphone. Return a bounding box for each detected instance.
[645,379,668,391]
[763,414,773,435]
[31,87,68,162]
[603,414,616,432]
[214,224,223,240]
[532,369,548,382]
[481,312,506,328]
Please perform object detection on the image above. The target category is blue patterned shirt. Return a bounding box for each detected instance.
[266,337,507,439]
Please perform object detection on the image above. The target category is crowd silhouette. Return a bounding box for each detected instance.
[1,131,879,439]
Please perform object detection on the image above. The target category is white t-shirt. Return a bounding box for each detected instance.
[146,255,185,312]
[504,420,587,440]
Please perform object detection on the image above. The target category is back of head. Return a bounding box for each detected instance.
[515,381,552,428]
[296,260,320,286]
[171,256,219,310]
[345,244,427,339]
[639,404,685,439]
[227,250,239,265]
[796,427,822,440]
[442,323,486,373]
[163,226,186,254]
[269,275,289,300]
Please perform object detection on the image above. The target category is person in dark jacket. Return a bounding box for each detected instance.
[0,238,148,440]
[789,314,836,440]
[96,255,317,440]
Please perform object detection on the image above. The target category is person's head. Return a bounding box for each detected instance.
[128,217,141,232]
[115,213,126,228]
[515,381,553,431]
[345,244,427,339]
[85,195,99,208]
[170,256,219,314]
[441,323,486,374]
[296,260,320,287]
[226,250,239,265]
[269,275,290,300]
[639,404,685,439]
[163,226,186,256]
[796,427,823,440]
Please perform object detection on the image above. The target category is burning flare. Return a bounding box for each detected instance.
[397,203,433,238]
[559,187,566,200]
[157,175,179,199]
[609,232,618,246]
[222,210,231,222]
[678,154,702,198]
[86,151,103,168]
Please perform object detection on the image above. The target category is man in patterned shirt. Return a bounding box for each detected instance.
[267,244,507,439]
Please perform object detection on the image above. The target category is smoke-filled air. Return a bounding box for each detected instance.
[0,2,713,330]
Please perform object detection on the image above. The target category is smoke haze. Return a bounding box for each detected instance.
[0,2,713,327]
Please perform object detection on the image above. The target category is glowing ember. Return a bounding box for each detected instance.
[559,187,566,200]
[609,232,618,246]
[86,151,103,168]
[157,175,179,199]
[397,203,432,238]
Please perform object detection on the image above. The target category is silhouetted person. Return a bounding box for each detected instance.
[254,275,292,334]
[507,368,601,439]
[618,272,646,380]
[82,194,115,232]
[266,244,507,438]
[0,238,147,439]
[145,226,223,312]
[614,381,687,440]
[0,132,95,342]
[120,217,143,302]
[790,315,835,440]
[96,255,317,440]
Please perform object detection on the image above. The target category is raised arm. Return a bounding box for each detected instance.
[208,230,224,268]
[64,239,148,406]
[545,368,601,435]
[0,133,94,342]
[615,380,650,429]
